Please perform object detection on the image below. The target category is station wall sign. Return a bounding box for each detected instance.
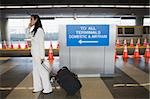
[66,25,109,46]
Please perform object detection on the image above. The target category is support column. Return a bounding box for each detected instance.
[0,11,2,42]
[136,16,143,26]
[0,15,9,47]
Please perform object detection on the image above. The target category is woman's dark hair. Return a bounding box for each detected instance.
[31,14,43,37]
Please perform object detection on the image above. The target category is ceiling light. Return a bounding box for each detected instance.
[69,5,83,7]
[100,5,115,7]
[130,5,145,8]
[115,5,129,8]
[84,5,99,7]
[22,6,37,8]
[37,5,53,8]
[145,6,150,8]
[53,5,68,7]
[5,6,21,8]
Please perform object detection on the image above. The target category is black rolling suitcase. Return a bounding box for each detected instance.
[56,67,82,95]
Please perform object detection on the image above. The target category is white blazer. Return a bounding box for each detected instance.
[25,27,45,59]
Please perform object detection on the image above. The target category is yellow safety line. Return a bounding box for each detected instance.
[0,46,147,50]
[0,48,59,50]
[113,83,150,87]
[116,46,147,49]
[0,86,60,90]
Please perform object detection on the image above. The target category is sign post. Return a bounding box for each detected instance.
[59,24,116,77]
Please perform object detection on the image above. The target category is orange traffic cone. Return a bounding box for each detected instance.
[25,41,28,49]
[115,50,118,62]
[18,41,21,49]
[56,41,59,49]
[123,39,127,46]
[48,47,54,64]
[137,38,140,47]
[10,41,14,49]
[115,50,118,59]
[0,42,2,49]
[123,58,128,63]
[130,38,134,47]
[143,38,147,47]
[134,58,140,65]
[122,45,128,58]
[50,41,53,49]
[116,39,120,47]
[133,44,140,58]
[3,40,7,49]
[144,44,150,58]
[144,57,149,63]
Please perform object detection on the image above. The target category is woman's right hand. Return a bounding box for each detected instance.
[28,23,32,29]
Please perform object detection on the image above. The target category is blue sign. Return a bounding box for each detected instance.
[66,25,109,46]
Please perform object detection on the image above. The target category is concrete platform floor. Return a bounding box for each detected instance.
[0,56,149,99]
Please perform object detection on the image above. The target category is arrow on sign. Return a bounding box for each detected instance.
[78,40,99,44]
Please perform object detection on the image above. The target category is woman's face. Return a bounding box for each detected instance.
[30,17,37,26]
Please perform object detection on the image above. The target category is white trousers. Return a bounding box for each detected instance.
[32,57,52,93]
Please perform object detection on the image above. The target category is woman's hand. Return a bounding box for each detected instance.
[28,23,32,29]
[41,58,44,64]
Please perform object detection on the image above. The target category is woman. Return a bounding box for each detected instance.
[25,15,52,94]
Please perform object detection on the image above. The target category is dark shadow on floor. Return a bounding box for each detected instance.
[127,57,150,73]
[0,58,32,99]
[102,67,149,99]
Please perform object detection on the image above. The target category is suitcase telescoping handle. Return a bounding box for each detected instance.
[41,59,51,73]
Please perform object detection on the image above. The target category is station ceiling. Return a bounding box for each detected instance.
[0,0,149,18]
[0,0,149,5]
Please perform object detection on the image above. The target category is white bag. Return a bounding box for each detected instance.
[41,59,52,73]
[51,58,60,74]
[51,63,59,74]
